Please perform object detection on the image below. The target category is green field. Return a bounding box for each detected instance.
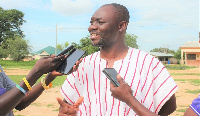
[8,75,67,87]
[1,60,67,87]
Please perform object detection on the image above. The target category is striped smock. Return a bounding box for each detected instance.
[60,47,178,116]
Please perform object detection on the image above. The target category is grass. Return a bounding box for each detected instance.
[0,60,37,69]
[171,73,200,76]
[47,104,54,108]
[185,89,200,94]
[8,75,67,87]
[176,108,188,113]
[2,60,67,87]
[174,79,200,86]
[31,103,42,107]
[164,64,197,70]
[52,109,59,112]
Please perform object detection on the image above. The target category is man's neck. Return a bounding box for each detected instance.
[100,44,128,67]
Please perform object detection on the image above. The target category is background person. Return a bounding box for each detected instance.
[184,95,200,116]
[0,55,66,116]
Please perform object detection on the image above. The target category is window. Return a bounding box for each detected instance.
[187,54,196,60]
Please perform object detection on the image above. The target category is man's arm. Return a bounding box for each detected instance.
[110,74,177,116]
[110,74,158,116]
[158,94,177,116]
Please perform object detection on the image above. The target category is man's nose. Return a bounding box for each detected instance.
[88,23,98,32]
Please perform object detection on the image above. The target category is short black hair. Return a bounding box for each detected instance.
[101,3,130,23]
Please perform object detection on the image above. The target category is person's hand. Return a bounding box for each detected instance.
[110,74,133,104]
[50,70,63,76]
[68,58,83,74]
[57,97,84,116]
[32,54,65,75]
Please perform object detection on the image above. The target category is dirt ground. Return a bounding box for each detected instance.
[4,67,200,116]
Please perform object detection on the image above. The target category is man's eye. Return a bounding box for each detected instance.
[99,21,104,24]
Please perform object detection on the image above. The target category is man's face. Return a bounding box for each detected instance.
[88,5,119,48]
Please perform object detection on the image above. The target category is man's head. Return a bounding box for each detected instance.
[101,3,130,24]
[88,3,129,49]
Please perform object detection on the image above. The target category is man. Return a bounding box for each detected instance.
[58,3,178,116]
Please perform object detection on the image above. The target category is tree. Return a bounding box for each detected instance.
[73,33,139,57]
[150,47,175,54]
[6,36,30,61]
[0,7,26,48]
[174,49,181,60]
[75,36,100,57]
[125,33,139,49]
[57,42,70,51]
[0,47,9,58]
[64,42,69,48]
[57,44,63,51]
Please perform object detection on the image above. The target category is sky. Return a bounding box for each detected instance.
[1,0,199,53]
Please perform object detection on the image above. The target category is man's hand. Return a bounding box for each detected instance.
[110,74,133,104]
[68,58,83,74]
[57,97,84,116]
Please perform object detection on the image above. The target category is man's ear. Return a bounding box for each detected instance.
[119,21,128,32]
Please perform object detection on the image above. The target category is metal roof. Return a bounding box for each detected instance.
[148,52,174,57]
[180,41,200,47]
[34,46,61,55]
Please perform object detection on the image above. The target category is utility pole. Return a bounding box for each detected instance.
[55,23,57,55]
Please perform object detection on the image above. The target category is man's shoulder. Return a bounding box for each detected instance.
[129,47,153,57]
[83,51,100,60]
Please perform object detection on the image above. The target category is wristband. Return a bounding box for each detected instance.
[41,77,52,90]
[16,84,26,95]
[23,77,32,90]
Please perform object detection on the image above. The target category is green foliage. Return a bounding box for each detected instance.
[64,42,69,48]
[125,33,139,48]
[0,7,26,47]
[6,36,30,61]
[70,33,139,57]
[174,49,181,60]
[150,47,175,54]
[0,47,9,58]
[57,42,69,51]
[56,44,63,51]
[72,36,100,57]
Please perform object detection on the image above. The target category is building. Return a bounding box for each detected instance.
[179,41,200,66]
[148,52,177,64]
[32,46,61,60]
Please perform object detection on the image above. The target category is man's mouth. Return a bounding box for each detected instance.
[90,33,99,39]
[91,33,97,37]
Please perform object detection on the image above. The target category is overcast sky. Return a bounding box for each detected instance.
[1,0,199,53]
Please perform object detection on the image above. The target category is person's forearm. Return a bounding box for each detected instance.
[0,70,43,115]
[126,95,158,116]
[0,87,25,115]
[16,73,57,110]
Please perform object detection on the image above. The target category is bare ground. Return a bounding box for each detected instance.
[4,67,200,116]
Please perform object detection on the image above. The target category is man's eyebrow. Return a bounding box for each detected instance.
[91,18,102,21]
